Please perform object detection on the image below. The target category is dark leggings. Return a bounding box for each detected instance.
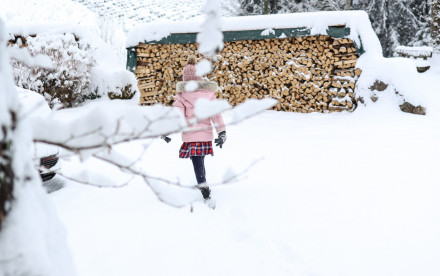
[191,156,210,199]
[190,156,206,184]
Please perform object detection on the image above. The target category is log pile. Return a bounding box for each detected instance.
[134,35,362,112]
[8,35,34,47]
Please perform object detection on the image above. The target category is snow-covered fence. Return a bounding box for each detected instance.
[126,12,371,113]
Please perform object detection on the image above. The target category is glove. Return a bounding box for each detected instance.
[214,130,226,148]
[161,136,171,143]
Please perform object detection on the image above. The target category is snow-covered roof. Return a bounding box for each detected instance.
[126,10,382,57]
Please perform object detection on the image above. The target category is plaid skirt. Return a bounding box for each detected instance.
[179,141,214,158]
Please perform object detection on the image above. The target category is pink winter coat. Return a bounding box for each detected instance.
[173,80,226,142]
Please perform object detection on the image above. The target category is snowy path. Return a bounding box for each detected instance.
[50,104,440,276]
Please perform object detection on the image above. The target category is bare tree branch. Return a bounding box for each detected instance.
[56,171,133,189]
[34,108,183,152]
[56,146,261,208]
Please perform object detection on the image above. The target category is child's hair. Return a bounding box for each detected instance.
[187,55,196,65]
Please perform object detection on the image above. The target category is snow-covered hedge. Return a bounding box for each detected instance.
[10,33,94,108]
[8,30,138,108]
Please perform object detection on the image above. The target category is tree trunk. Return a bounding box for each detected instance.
[0,119,15,229]
[263,0,269,14]
[345,0,353,10]
[432,0,440,53]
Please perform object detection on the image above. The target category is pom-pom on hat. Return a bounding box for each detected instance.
[182,55,202,81]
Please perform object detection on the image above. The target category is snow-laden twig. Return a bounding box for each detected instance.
[196,0,223,60]
[327,0,342,11]
[395,1,425,27]
[57,144,262,208]
[34,98,276,153]
[7,47,54,69]
[33,104,184,152]
[56,171,133,189]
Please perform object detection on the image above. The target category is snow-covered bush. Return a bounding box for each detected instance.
[90,68,138,100]
[10,33,95,108]
[9,32,139,107]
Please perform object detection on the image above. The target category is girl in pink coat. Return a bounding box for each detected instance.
[173,55,226,202]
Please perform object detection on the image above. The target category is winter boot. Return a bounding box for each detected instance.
[196,182,211,199]
[200,187,211,200]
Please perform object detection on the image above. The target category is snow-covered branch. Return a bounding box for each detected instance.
[57,145,263,208]
[196,0,224,60]
[34,98,276,153]
[33,102,186,153]
[7,47,54,69]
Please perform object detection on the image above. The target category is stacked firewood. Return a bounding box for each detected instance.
[134,35,362,112]
[8,35,33,47]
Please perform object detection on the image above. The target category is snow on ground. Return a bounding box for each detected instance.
[2,1,440,275]
[48,60,440,276]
